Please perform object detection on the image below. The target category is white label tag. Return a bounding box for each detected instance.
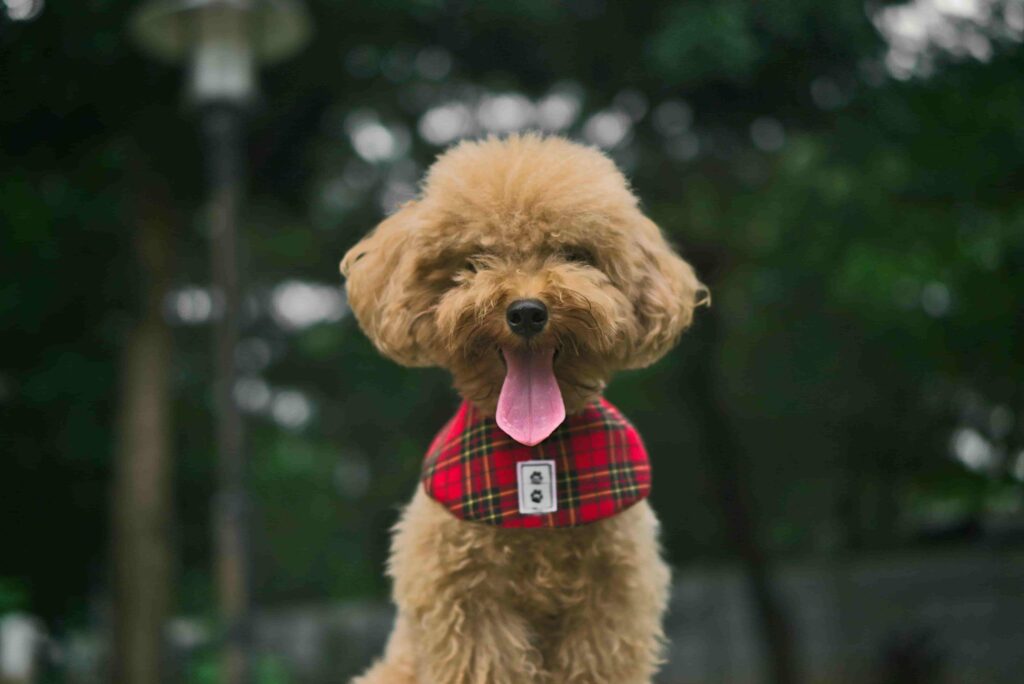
[517,460,557,515]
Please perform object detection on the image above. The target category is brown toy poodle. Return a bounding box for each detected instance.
[341,134,706,684]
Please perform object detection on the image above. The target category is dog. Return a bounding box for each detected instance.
[341,134,706,684]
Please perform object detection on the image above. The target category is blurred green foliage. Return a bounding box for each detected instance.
[1,0,1022,626]
[187,652,291,684]
[0,579,28,614]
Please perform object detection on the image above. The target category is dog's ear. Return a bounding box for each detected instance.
[340,201,437,367]
[622,215,708,369]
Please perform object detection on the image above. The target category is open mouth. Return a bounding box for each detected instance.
[495,345,566,446]
[496,346,561,366]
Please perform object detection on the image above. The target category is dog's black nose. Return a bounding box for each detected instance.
[506,299,548,338]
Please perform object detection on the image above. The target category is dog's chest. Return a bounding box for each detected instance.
[489,527,611,617]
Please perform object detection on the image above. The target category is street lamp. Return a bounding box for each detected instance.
[129,2,310,682]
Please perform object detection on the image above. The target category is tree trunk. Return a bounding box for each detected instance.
[688,306,800,684]
[111,168,175,684]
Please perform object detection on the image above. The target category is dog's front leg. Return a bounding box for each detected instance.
[546,503,671,684]
[390,490,545,684]
[409,595,543,684]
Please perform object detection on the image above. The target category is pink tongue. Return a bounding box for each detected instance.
[497,347,566,446]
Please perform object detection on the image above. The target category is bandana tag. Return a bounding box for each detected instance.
[517,460,557,515]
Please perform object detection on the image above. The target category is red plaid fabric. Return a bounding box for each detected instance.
[422,397,651,528]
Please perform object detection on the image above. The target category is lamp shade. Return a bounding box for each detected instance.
[131,0,311,65]
[130,0,311,105]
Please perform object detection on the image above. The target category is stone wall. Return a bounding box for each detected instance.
[250,549,1024,684]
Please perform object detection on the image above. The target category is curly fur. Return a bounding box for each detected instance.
[341,134,706,684]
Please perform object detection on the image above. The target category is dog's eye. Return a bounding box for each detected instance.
[561,246,595,266]
[462,252,492,275]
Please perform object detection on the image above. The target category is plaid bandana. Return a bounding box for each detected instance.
[422,397,651,528]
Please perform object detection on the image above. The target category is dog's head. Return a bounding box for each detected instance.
[341,135,706,444]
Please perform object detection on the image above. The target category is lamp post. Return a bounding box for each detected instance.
[129,2,310,682]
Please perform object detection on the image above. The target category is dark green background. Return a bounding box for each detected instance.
[2,0,1022,663]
